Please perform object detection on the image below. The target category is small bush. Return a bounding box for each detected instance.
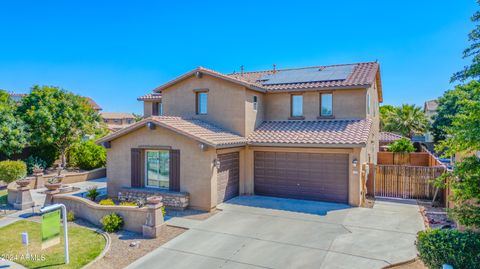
[86,186,100,201]
[417,229,480,269]
[161,206,166,217]
[0,160,27,183]
[388,138,415,153]
[24,156,47,175]
[99,199,115,206]
[68,140,106,170]
[29,145,59,168]
[100,213,123,232]
[119,201,137,207]
[67,211,75,222]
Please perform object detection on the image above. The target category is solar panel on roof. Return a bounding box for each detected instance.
[258,65,356,85]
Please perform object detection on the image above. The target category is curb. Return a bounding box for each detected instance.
[382,257,418,268]
[82,228,111,269]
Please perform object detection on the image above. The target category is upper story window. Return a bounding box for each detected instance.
[253,96,258,111]
[196,92,208,115]
[152,102,161,116]
[366,92,371,115]
[320,93,333,117]
[290,94,303,118]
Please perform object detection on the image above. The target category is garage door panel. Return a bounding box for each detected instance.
[254,151,349,203]
[217,152,240,203]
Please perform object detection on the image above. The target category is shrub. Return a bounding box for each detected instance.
[417,229,480,269]
[161,206,166,217]
[29,145,59,168]
[86,186,100,201]
[100,213,123,232]
[388,138,415,153]
[68,140,106,170]
[47,176,62,184]
[119,201,137,207]
[0,160,27,183]
[67,211,75,222]
[99,199,115,206]
[24,155,47,175]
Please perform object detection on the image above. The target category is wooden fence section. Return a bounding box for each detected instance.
[375,165,445,199]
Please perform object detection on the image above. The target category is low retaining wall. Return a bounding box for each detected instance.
[53,195,164,237]
[118,188,189,210]
[7,168,106,205]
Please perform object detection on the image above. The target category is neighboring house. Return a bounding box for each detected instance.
[100,112,136,131]
[379,131,405,151]
[98,62,382,211]
[8,92,102,112]
[424,99,438,143]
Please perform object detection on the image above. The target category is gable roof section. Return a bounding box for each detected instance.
[248,119,372,147]
[379,132,405,143]
[152,62,382,101]
[424,99,438,112]
[97,116,246,148]
[137,93,162,101]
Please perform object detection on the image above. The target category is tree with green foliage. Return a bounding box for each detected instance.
[0,90,27,157]
[431,81,480,143]
[17,86,101,167]
[379,104,395,131]
[387,138,416,153]
[451,1,480,82]
[383,104,429,138]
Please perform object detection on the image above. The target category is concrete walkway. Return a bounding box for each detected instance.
[127,196,424,269]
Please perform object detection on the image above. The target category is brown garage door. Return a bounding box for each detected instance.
[254,151,349,203]
[217,152,240,203]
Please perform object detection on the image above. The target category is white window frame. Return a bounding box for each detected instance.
[253,95,258,111]
[145,149,170,189]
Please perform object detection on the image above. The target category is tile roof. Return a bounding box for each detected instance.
[226,62,379,92]
[84,97,102,111]
[379,132,405,142]
[100,112,135,119]
[97,116,246,148]
[137,93,162,101]
[248,119,372,146]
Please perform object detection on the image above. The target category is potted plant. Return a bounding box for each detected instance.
[45,176,62,191]
[32,163,44,175]
[0,160,28,188]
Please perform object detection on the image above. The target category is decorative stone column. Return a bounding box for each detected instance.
[14,180,35,210]
[33,169,44,189]
[44,190,60,207]
[142,196,165,238]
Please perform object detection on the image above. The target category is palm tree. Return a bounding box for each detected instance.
[384,104,429,138]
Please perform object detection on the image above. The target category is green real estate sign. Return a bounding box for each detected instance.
[41,209,60,250]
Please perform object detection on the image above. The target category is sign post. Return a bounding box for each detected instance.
[21,232,29,257]
[40,204,69,264]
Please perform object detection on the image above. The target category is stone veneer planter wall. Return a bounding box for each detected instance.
[118,188,189,210]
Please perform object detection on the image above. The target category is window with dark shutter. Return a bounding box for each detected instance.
[131,148,144,188]
[169,149,180,192]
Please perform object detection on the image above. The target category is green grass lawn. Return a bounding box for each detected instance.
[0,220,106,269]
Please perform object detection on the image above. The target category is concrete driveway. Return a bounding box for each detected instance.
[127,196,424,269]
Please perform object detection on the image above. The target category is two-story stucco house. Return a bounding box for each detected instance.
[97,62,382,211]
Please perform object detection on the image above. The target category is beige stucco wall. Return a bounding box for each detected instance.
[242,146,364,206]
[365,81,380,164]
[143,101,154,117]
[161,75,247,136]
[106,125,217,210]
[245,89,265,136]
[264,89,368,121]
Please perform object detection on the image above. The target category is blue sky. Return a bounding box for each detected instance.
[0,1,476,114]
